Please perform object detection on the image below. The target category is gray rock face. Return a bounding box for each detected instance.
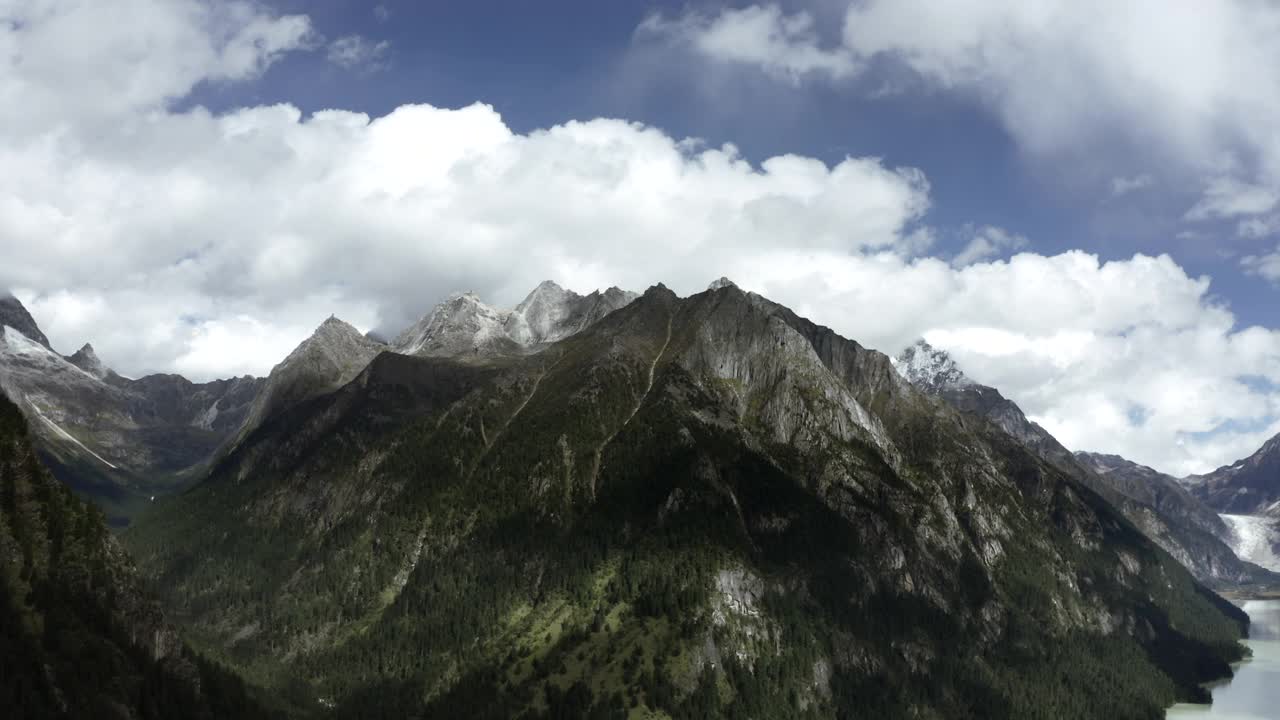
[66,343,109,379]
[394,292,518,357]
[677,284,893,456]
[237,316,385,441]
[394,281,638,358]
[0,292,51,350]
[1076,451,1230,541]
[892,339,1278,589]
[1184,433,1280,515]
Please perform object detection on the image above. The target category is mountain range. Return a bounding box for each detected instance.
[1,281,1276,718]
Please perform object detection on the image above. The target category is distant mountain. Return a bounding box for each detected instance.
[1184,433,1280,515]
[65,343,109,379]
[1075,452,1229,541]
[0,297,263,524]
[393,281,638,358]
[393,291,520,357]
[893,339,1275,589]
[234,316,385,444]
[0,390,272,719]
[126,283,1247,719]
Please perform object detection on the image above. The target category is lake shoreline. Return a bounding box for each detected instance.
[1166,599,1280,719]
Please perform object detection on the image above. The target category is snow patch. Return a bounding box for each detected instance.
[3,326,102,384]
[25,400,119,470]
[1222,514,1280,572]
[892,339,973,392]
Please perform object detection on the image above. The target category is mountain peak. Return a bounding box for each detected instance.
[317,314,360,333]
[394,291,512,357]
[0,293,52,350]
[707,276,738,291]
[66,342,109,379]
[532,279,565,293]
[891,339,973,392]
[643,283,675,298]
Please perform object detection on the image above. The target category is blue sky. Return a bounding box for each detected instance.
[2,0,1279,475]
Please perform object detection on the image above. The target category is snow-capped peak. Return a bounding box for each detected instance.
[1,325,107,388]
[393,281,639,358]
[707,277,738,291]
[891,339,973,392]
[0,293,52,350]
[393,292,512,357]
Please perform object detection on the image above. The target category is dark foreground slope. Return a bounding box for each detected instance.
[0,391,272,719]
[127,285,1246,720]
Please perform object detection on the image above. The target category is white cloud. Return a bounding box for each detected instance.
[1,0,1279,477]
[1185,177,1279,221]
[638,4,858,83]
[644,1,1280,225]
[952,224,1028,266]
[1242,247,1280,284]
[0,94,931,378]
[0,0,312,134]
[327,34,390,72]
[1110,174,1153,197]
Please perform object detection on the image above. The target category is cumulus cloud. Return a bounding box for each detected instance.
[0,94,931,377]
[327,34,390,72]
[0,0,313,134]
[2,0,1280,476]
[638,4,858,83]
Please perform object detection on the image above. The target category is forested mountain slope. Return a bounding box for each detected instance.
[126,284,1248,720]
[0,391,271,719]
